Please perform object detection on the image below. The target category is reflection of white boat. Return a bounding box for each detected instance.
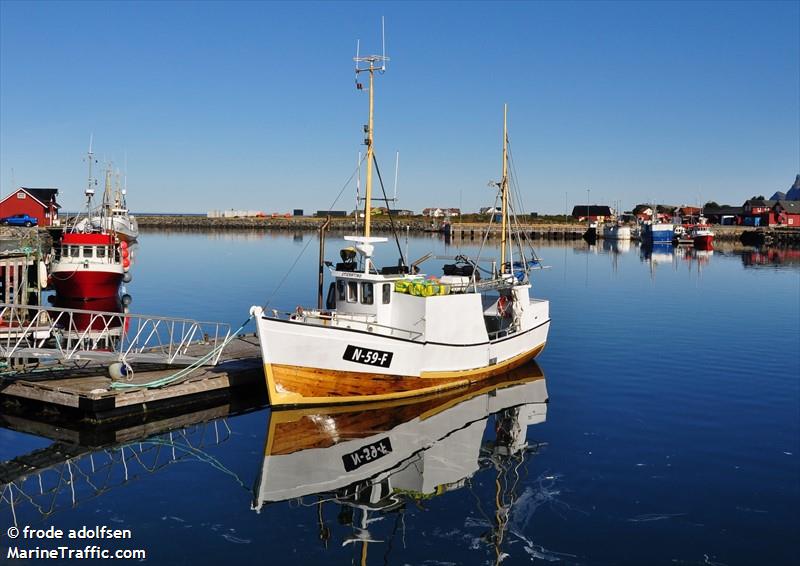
[250,42,549,407]
[602,223,631,240]
[602,238,631,254]
[253,361,547,508]
[649,245,674,264]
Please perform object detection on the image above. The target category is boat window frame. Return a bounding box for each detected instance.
[68,245,79,258]
[382,283,391,304]
[82,246,93,258]
[336,280,346,302]
[360,282,374,305]
[96,245,107,259]
[346,280,358,303]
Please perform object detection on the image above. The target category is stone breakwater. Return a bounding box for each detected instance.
[56,216,800,245]
[134,216,590,239]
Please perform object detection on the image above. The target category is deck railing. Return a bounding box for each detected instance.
[269,308,424,341]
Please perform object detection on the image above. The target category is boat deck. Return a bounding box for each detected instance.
[0,334,264,422]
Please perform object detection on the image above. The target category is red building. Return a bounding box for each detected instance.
[741,198,777,226]
[0,187,60,226]
[773,200,800,226]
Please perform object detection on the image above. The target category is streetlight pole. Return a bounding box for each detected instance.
[586,188,590,225]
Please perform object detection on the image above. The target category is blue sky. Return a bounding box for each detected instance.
[1,0,797,214]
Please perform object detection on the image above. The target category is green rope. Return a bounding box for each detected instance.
[109,315,253,390]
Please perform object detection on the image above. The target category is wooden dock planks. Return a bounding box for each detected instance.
[0,335,265,421]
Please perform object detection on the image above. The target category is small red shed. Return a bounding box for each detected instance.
[0,187,60,227]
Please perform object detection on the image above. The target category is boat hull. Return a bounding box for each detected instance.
[50,269,123,299]
[642,224,674,244]
[253,311,550,408]
[602,225,631,240]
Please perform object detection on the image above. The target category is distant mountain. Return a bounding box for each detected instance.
[772,174,800,201]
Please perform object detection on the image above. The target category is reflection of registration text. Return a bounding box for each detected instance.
[342,438,393,472]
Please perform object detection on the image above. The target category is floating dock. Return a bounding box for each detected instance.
[0,335,265,422]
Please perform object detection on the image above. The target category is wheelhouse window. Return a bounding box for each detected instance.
[361,282,374,305]
[347,281,358,303]
[96,246,106,258]
[68,246,79,258]
[382,283,391,304]
[82,246,93,258]
[337,280,346,301]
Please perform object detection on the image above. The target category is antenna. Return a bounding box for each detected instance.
[86,134,96,197]
[353,19,390,75]
[393,151,399,203]
[356,151,361,202]
[381,16,387,72]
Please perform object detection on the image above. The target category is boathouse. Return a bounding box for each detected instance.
[741,198,777,226]
[773,200,800,226]
[0,187,60,227]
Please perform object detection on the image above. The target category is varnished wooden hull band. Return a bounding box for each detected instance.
[264,342,546,408]
[265,362,545,456]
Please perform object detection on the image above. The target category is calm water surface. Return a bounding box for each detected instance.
[1,230,798,565]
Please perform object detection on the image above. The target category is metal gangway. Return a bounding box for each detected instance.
[0,302,232,368]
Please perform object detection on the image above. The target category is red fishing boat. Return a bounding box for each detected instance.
[50,232,125,299]
[49,139,131,300]
[690,218,715,250]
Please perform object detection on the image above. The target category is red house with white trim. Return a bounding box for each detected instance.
[0,187,60,226]
[773,200,800,226]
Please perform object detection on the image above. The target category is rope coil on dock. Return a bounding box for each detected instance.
[108,315,253,390]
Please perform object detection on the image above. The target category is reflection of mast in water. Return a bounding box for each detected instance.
[481,404,545,564]
[602,238,631,275]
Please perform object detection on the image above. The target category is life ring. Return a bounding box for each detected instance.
[497,295,512,318]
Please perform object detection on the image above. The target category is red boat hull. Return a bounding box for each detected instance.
[53,296,123,331]
[694,235,714,250]
[51,270,122,300]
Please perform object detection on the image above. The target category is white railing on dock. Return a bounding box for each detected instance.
[0,303,231,367]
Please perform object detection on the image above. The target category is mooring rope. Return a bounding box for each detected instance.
[108,315,254,390]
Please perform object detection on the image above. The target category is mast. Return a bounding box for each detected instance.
[500,104,509,273]
[81,135,97,228]
[86,136,95,197]
[354,19,389,240]
[363,64,375,238]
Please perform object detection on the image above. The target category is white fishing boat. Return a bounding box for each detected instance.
[602,222,631,240]
[75,166,139,242]
[250,41,550,408]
